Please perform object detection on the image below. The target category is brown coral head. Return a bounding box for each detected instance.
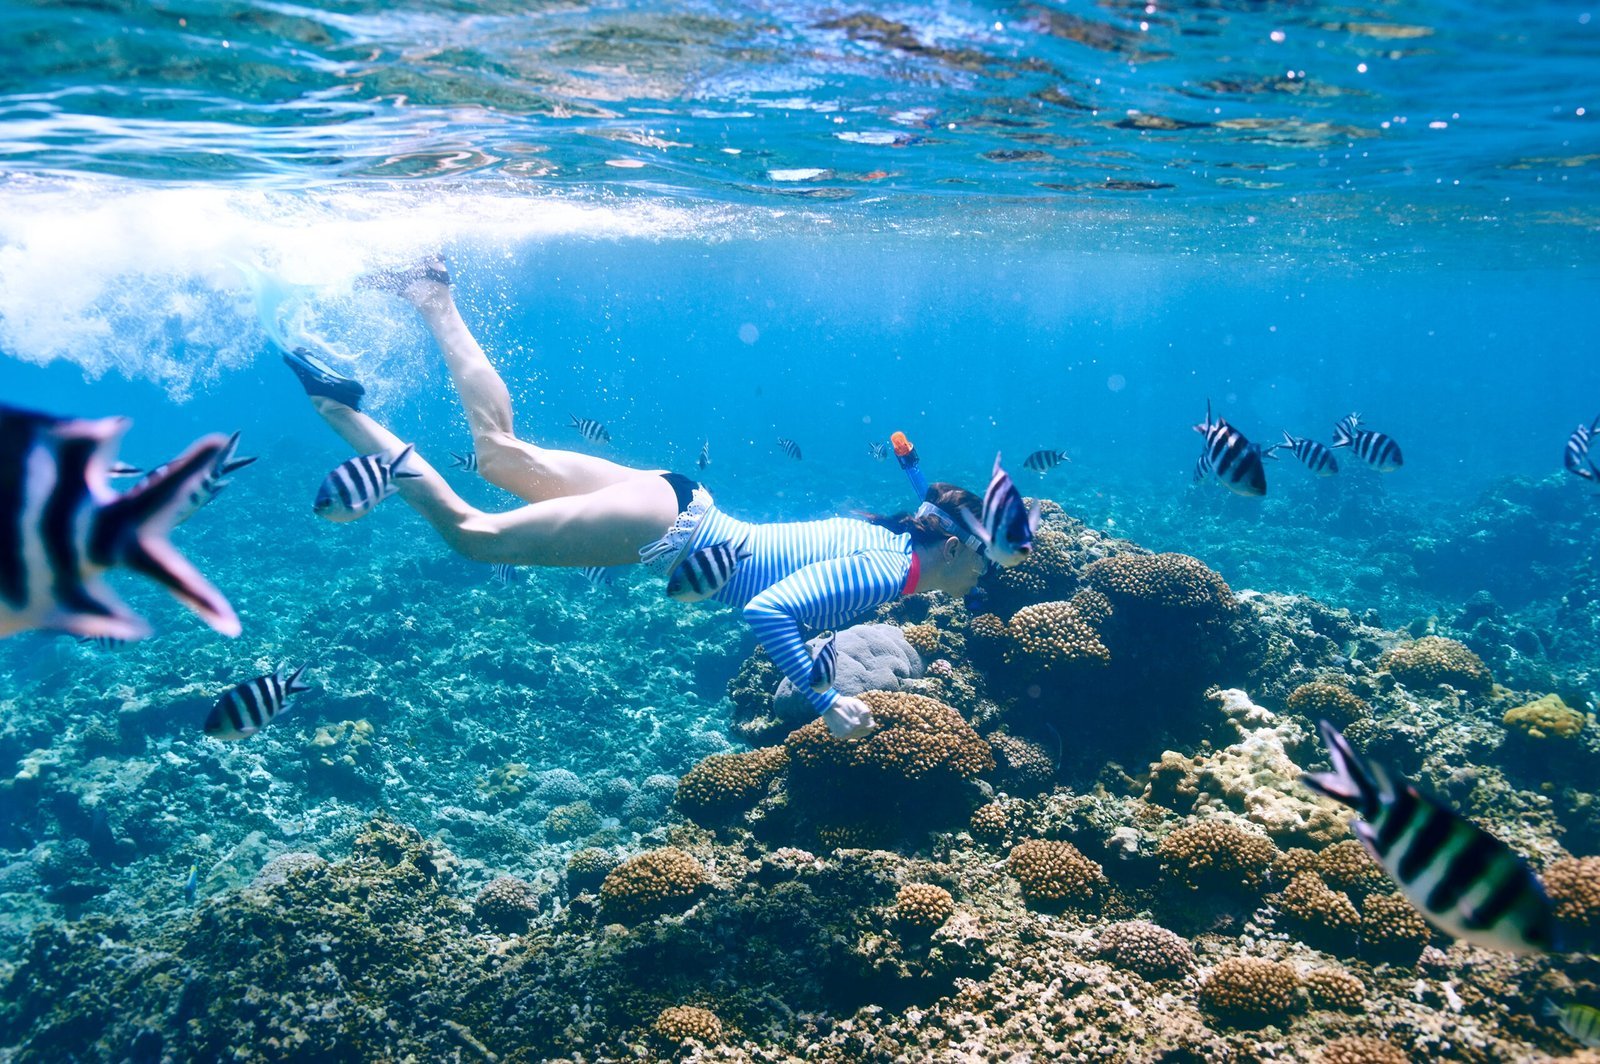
[1096,920,1195,980]
[1377,636,1492,694]
[1007,839,1107,909]
[894,883,956,931]
[1198,957,1303,1028]
[599,847,707,924]
[784,690,994,783]
[652,1005,723,1046]
[675,746,788,823]
[1157,821,1279,895]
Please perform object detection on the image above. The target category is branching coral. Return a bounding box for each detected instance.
[1286,681,1370,726]
[1095,920,1195,980]
[1083,552,1236,616]
[1157,821,1279,894]
[1007,839,1106,909]
[652,1005,723,1046]
[785,691,993,784]
[473,875,542,934]
[894,883,955,930]
[1004,599,1110,670]
[545,801,601,841]
[969,803,1010,845]
[1359,892,1432,960]
[1198,957,1302,1028]
[1378,636,1492,694]
[565,848,618,895]
[1303,968,1365,1012]
[1545,855,1600,940]
[988,733,1055,795]
[599,847,706,924]
[676,746,788,822]
[1271,871,1360,951]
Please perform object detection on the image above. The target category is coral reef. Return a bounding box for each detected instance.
[546,800,602,841]
[565,847,619,895]
[1157,820,1278,894]
[1095,920,1195,980]
[1198,957,1303,1028]
[1007,839,1106,909]
[473,874,543,934]
[599,847,707,924]
[1303,968,1366,1012]
[893,883,955,930]
[652,1005,724,1047]
[1287,680,1372,726]
[1378,635,1493,694]
[1503,693,1586,739]
[986,732,1055,796]
[676,746,788,823]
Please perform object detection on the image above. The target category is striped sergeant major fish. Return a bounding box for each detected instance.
[0,404,241,641]
[808,631,837,692]
[136,431,258,526]
[1546,1000,1600,1048]
[491,563,520,585]
[1193,400,1269,497]
[777,437,803,460]
[204,663,312,740]
[1023,449,1069,474]
[963,452,1040,569]
[582,566,613,588]
[1563,416,1600,482]
[1279,431,1339,476]
[449,450,479,472]
[667,539,752,602]
[697,440,710,471]
[1302,720,1557,955]
[314,444,422,523]
[77,635,128,651]
[570,415,610,444]
[867,441,889,461]
[1331,413,1403,472]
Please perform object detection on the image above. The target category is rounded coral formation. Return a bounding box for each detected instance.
[1319,1036,1410,1064]
[1005,599,1110,670]
[1083,552,1236,615]
[787,690,992,780]
[473,875,542,934]
[599,847,707,924]
[652,1005,723,1045]
[545,801,601,841]
[987,733,1055,795]
[1157,821,1279,894]
[894,883,955,930]
[1313,839,1390,899]
[969,802,1010,844]
[1378,636,1492,694]
[1545,855,1600,937]
[1198,957,1302,1028]
[1503,693,1586,740]
[1286,681,1370,726]
[1272,871,1360,950]
[1303,968,1366,1012]
[900,622,943,658]
[1007,839,1106,909]
[1360,891,1432,959]
[1096,920,1195,980]
[565,848,618,895]
[676,746,788,822]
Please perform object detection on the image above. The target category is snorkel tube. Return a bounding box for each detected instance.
[890,430,931,504]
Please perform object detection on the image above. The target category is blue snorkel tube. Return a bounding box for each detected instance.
[889,431,994,605]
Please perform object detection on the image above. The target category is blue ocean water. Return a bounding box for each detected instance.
[1,0,1599,1058]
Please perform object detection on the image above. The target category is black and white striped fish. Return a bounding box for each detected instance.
[314,444,422,523]
[570,416,610,444]
[1563,416,1600,482]
[1023,449,1069,474]
[1302,720,1558,955]
[491,563,520,585]
[0,404,241,641]
[1193,400,1269,497]
[697,440,710,471]
[203,663,312,741]
[1279,431,1339,477]
[666,539,752,602]
[77,635,128,651]
[1331,413,1403,472]
[582,566,613,588]
[137,431,258,526]
[963,452,1040,569]
[808,631,837,692]
[449,450,479,472]
[777,437,802,460]
[867,441,889,461]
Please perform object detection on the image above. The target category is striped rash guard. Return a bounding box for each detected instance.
[678,506,918,715]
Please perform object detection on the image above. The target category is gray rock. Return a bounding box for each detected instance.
[773,623,923,725]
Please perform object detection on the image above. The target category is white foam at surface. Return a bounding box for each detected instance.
[0,177,754,401]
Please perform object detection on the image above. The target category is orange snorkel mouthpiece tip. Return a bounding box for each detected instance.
[891,431,913,458]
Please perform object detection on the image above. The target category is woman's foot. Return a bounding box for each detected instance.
[357,257,452,308]
[283,347,366,410]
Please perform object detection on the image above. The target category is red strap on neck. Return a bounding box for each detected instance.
[900,553,921,596]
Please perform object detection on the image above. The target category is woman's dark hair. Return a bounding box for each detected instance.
[868,482,983,548]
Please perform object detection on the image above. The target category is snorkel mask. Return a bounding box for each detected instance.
[889,431,995,584]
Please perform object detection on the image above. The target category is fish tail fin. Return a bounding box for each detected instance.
[390,443,424,480]
[1302,720,1379,817]
[285,662,314,694]
[957,505,995,548]
[1544,999,1565,1021]
[448,451,469,469]
[92,434,240,637]
[1331,421,1353,447]
[216,431,259,476]
[1282,430,1296,448]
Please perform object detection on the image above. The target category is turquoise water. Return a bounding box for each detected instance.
[2,1,1600,1060]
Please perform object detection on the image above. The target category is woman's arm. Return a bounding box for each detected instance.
[741,550,910,714]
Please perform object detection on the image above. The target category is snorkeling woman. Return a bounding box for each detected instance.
[282,261,992,740]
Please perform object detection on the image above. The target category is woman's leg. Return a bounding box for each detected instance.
[310,397,678,567]
[398,271,660,503]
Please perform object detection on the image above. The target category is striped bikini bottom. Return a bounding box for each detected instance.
[638,472,713,577]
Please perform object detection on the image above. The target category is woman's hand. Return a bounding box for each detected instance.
[822,696,876,739]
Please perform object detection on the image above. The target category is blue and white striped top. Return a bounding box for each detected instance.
[681,506,915,715]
